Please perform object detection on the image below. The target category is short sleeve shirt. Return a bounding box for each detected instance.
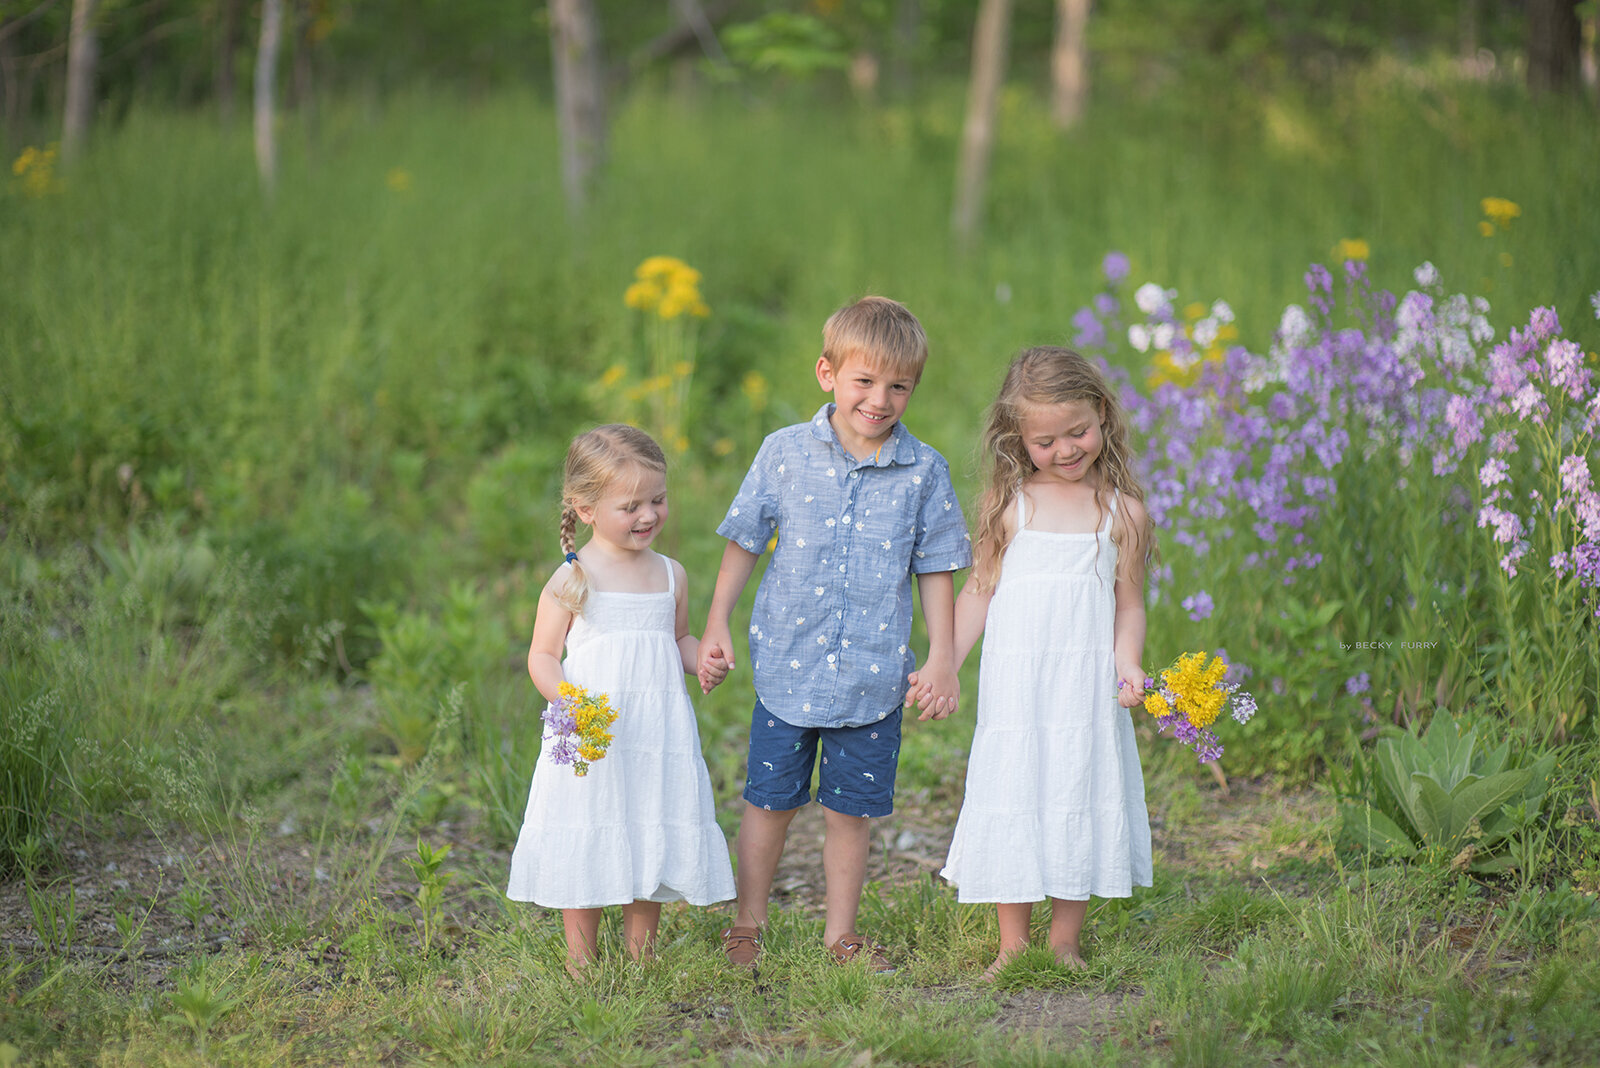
[717,404,972,728]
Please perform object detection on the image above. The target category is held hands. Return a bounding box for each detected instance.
[697,628,734,694]
[1115,663,1147,709]
[905,659,960,721]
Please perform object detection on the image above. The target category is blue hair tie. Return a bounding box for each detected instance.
[565,551,578,564]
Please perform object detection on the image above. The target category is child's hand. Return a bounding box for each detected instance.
[908,661,960,721]
[699,649,730,694]
[1116,664,1147,709]
[697,629,735,694]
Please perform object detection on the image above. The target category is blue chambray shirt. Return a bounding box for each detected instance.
[717,404,972,728]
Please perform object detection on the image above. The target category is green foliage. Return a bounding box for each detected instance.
[1341,712,1557,870]
[405,838,454,956]
[162,962,240,1056]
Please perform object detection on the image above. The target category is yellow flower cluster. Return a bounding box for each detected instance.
[1143,650,1229,729]
[624,255,710,320]
[1333,238,1370,262]
[1479,197,1520,236]
[1146,303,1240,390]
[557,681,618,776]
[12,143,63,198]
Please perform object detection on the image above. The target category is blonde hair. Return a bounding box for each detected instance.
[820,295,928,384]
[970,347,1155,591]
[556,424,668,613]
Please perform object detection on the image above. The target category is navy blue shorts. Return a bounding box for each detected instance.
[743,699,902,818]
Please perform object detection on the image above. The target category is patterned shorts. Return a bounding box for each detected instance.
[743,698,902,818]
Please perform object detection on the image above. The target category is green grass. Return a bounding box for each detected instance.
[3,60,1600,1065]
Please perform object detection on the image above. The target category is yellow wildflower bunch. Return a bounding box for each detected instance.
[1140,650,1255,763]
[546,682,619,777]
[12,143,63,198]
[1479,197,1520,233]
[624,255,710,320]
[1333,238,1370,262]
[612,255,711,456]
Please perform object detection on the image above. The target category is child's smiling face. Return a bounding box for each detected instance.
[816,354,916,459]
[577,464,670,552]
[1020,399,1104,484]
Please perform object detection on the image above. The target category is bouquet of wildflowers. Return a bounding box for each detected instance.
[1138,651,1256,764]
[543,683,618,777]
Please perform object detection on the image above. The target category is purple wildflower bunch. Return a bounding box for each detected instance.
[1072,252,1599,734]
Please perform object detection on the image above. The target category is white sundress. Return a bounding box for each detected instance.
[506,555,736,909]
[940,491,1153,902]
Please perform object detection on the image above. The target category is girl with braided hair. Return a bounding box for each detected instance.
[507,424,734,976]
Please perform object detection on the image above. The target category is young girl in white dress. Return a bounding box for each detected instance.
[506,425,734,975]
[938,347,1155,979]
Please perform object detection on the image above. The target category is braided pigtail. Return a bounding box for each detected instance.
[555,504,590,613]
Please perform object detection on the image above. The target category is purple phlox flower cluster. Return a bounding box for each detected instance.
[541,697,580,765]
[1103,251,1131,284]
[1213,647,1254,685]
[1554,543,1600,618]
[1591,291,1600,320]
[1345,672,1371,697]
[1229,689,1258,724]
[1181,590,1214,621]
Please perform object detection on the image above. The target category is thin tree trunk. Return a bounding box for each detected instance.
[291,0,312,109]
[1051,0,1090,128]
[62,0,99,162]
[889,0,919,99]
[951,0,1010,249]
[1527,0,1581,94]
[254,0,282,194]
[216,0,240,122]
[549,0,605,216]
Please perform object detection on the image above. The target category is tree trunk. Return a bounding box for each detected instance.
[549,0,606,216]
[1051,0,1090,128]
[254,0,283,194]
[951,0,1010,249]
[291,0,313,110]
[62,0,99,162]
[215,0,240,122]
[1527,0,1581,94]
[889,0,919,99]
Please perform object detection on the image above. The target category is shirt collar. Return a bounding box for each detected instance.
[808,404,918,468]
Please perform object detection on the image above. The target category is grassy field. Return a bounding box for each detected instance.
[3,60,1600,1065]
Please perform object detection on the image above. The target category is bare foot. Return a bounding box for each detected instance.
[981,948,1025,982]
[1051,943,1086,970]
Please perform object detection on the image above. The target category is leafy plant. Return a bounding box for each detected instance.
[163,963,240,1056]
[1341,712,1557,871]
[406,838,454,956]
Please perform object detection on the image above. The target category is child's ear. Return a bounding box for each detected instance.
[573,501,596,525]
[815,354,837,393]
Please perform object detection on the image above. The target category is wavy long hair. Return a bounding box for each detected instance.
[969,347,1154,591]
[556,424,668,613]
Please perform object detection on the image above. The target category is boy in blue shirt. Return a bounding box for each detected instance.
[698,296,971,973]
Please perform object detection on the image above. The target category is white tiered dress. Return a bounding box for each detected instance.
[506,556,735,909]
[940,492,1152,902]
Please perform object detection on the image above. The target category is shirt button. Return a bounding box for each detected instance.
[839,564,846,572]
[843,515,852,524]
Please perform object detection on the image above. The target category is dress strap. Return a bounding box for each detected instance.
[1100,490,1120,534]
[661,554,675,595]
[1016,489,1030,531]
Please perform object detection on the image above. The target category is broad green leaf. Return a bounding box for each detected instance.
[1448,769,1533,832]
[1409,774,1455,844]
[1340,804,1417,858]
